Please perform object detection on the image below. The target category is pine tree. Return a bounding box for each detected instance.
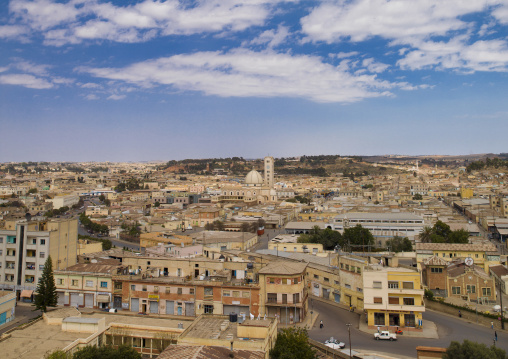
[34,256,58,312]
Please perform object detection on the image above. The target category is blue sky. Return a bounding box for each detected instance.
[1,0,508,162]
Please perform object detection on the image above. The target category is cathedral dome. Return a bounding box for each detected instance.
[245,170,263,186]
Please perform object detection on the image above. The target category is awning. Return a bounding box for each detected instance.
[97,294,110,303]
[20,290,33,298]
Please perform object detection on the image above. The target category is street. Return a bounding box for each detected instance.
[0,302,41,335]
[77,224,140,251]
[308,299,508,358]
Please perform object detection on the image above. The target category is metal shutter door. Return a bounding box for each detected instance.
[166,301,174,315]
[70,293,81,307]
[84,294,94,308]
[131,298,139,312]
[223,305,249,316]
[57,292,66,306]
[149,301,158,314]
[185,302,194,316]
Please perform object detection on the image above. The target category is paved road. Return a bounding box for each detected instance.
[0,303,41,335]
[308,300,508,358]
[78,225,140,251]
[253,228,285,250]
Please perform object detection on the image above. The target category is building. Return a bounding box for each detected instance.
[333,212,425,243]
[258,260,307,324]
[193,231,258,252]
[446,261,496,303]
[54,263,123,309]
[0,290,16,327]
[363,266,425,330]
[415,242,499,273]
[46,194,80,209]
[0,218,78,298]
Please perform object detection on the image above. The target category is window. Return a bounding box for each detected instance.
[30,238,36,245]
[142,285,147,292]
[232,291,240,297]
[39,252,45,258]
[154,286,159,293]
[314,274,319,279]
[190,288,195,295]
[72,280,78,286]
[115,282,122,290]
[388,297,399,305]
[388,281,399,289]
[242,291,250,298]
[177,288,182,294]
[431,267,443,273]
[204,305,214,314]
[466,285,476,294]
[374,297,383,304]
[86,280,93,287]
[204,287,213,296]
[402,282,414,289]
[100,281,107,288]
[131,285,136,291]
[293,293,300,303]
[475,254,479,258]
[334,280,340,285]
[373,281,382,289]
[356,267,361,274]
[452,287,461,295]
[39,265,44,270]
[340,263,344,269]
[324,277,329,282]
[7,237,16,244]
[345,284,351,289]
[147,261,151,265]
[0,237,2,243]
[57,279,63,285]
[345,264,350,271]
[403,297,415,305]
[269,278,275,284]
[357,287,362,292]
[267,293,277,303]
[483,288,492,296]
[40,239,45,245]
[165,287,171,294]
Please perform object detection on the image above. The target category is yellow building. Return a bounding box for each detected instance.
[268,242,324,254]
[77,239,103,256]
[415,243,499,273]
[363,266,424,330]
[258,261,307,324]
[460,187,474,199]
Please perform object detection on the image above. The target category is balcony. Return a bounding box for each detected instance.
[25,276,35,284]
[26,263,36,271]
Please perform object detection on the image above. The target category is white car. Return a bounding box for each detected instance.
[324,337,346,349]
[374,331,397,341]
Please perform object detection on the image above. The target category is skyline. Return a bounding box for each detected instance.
[1,0,508,162]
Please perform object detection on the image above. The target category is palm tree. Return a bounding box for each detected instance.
[419,226,433,243]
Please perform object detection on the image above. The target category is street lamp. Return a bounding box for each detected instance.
[346,323,352,358]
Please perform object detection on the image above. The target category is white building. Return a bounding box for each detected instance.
[46,194,80,209]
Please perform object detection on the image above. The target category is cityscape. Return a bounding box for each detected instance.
[2,0,508,359]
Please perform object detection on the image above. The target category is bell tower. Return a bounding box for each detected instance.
[264,156,274,188]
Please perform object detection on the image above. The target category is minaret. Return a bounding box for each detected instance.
[264,156,274,188]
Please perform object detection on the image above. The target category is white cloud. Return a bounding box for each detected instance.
[9,0,289,46]
[301,0,499,44]
[334,51,359,59]
[362,58,389,73]
[0,74,54,89]
[81,82,102,89]
[85,94,99,100]
[107,94,126,100]
[248,25,289,48]
[0,67,8,73]
[78,49,420,103]
[11,60,51,76]
[0,25,28,38]
[493,4,508,24]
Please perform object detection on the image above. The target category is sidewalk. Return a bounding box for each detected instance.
[358,312,439,339]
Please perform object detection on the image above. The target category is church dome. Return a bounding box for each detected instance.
[245,170,263,186]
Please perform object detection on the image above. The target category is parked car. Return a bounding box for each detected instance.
[374,331,397,341]
[324,337,345,349]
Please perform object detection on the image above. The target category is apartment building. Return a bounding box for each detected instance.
[0,218,78,298]
[363,266,425,329]
[258,261,307,324]
[0,290,16,327]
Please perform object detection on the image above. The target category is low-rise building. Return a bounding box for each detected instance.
[0,290,16,327]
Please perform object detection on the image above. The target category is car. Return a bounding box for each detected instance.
[324,337,345,349]
[374,331,397,341]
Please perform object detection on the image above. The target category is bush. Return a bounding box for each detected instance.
[424,289,434,300]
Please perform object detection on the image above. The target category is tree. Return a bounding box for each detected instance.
[99,194,106,202]
[342,225,374,251]
[297,226,342,250]
[72,345,141,359]
[444,340,506,359]
[413,193,423,200]
[240,222,251,232]
[419,226,433,243]
[212,220,225,231]
[28,188,38,194]
[44,350,69,359]
[269,327,317,359]
[386,236,413,253]
[34,256,58,312]
[448,229,470,244]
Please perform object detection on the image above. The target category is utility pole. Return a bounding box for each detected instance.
[346,323,352,358]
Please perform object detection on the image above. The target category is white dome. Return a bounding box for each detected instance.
[245,170,263,186]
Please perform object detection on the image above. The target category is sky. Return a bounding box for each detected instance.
[1,0,508,162]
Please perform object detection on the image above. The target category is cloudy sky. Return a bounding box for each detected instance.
[1,0,508,162]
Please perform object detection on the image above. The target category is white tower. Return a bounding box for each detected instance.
[264,156,274,189]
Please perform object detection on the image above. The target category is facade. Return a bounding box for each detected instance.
[421,255,449,298]
[46,194,80,209]
[446,261,496,303]
[268,242,324,254]
[0,218,78,298]
[415,243,499,273]
[54,263,122,309]
[363,266,425,330]
[264,156,274,189]
[0,290,16,327]
[258,261,307,324]
[337,255,369,310]
[333,212,425,242]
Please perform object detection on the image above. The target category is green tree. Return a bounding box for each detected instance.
[448,229,470,244]
[212,220,225,231]
[297,226,342,250]
[386,236,413,252]
[99,194,106,202]
[44,350,69,359]
[270,327,317,359]
[28,188,38,194]
[240,222,251,232]
[413,193,423,200]
[419,226,433,243]
[72,345,141,359]
[34,256,57,312]
[444,340,506,359]
[342,225,374,251]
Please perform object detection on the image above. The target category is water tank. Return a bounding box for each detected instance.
[229,312,238,323]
